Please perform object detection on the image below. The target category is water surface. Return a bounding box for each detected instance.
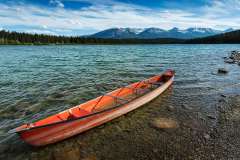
[0,44,240,149]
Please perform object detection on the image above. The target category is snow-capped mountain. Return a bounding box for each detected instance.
[224,28,235,32]
[90,27,234,39]
[90,28,142,39]
[137,27,166,39]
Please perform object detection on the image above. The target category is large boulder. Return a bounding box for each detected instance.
[224,50,240,64]
[150,117,179,130]
[224,59,235,64]
[229,50,240,61]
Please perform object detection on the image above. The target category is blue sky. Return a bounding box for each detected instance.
[0,0,239,35]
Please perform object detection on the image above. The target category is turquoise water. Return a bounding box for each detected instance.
[0,44,240,145]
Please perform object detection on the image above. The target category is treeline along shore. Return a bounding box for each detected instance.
[0,29,240,45]
[0,30,183,45]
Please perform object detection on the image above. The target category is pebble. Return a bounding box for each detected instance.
[220,94,227,98]
[167,105,174,111]
[204,133,210,140]
[182,104,192,110]
[152,148,158,153]
[207,115,216,119]
[219,98,226,103]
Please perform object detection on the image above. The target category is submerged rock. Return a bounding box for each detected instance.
[218,68,228,74]
[152,148,158,153]
[151,118,179,130]
[52,92,65,99]
[207,114,216,119]
[182,104,192,110]
[220,94,227,98]
[224,59,235,64]
[203,133,210,140]
[167,105,174,111]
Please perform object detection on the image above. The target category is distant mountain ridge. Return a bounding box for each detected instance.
[1,29,239,45]
[90,27,235,39]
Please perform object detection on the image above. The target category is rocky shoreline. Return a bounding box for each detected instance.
[218,50,240,74]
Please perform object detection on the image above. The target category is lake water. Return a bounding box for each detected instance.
[0,44,240,158]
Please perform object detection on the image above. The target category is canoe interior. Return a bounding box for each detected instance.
[15,70,174,132]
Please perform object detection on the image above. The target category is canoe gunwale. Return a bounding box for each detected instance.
[15,83,161,133]
[15,98,130,133]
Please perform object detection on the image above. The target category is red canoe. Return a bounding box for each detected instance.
[12,69,174,146]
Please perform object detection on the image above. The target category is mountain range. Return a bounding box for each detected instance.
[89,27,235,39]
[1,28,240,44]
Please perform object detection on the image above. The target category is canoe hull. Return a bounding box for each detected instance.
[18,74,174,146]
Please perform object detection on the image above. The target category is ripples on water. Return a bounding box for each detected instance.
[0,44,240,145]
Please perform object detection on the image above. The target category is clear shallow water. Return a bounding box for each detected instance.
[0,44,240,145]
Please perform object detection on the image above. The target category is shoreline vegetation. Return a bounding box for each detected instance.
[0,29,240,45]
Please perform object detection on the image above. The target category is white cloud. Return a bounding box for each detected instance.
[25,29,56,35]
[203,0,240,18]
[0,0,239,35]
[42,25,48,29]
[50,0,64,8]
